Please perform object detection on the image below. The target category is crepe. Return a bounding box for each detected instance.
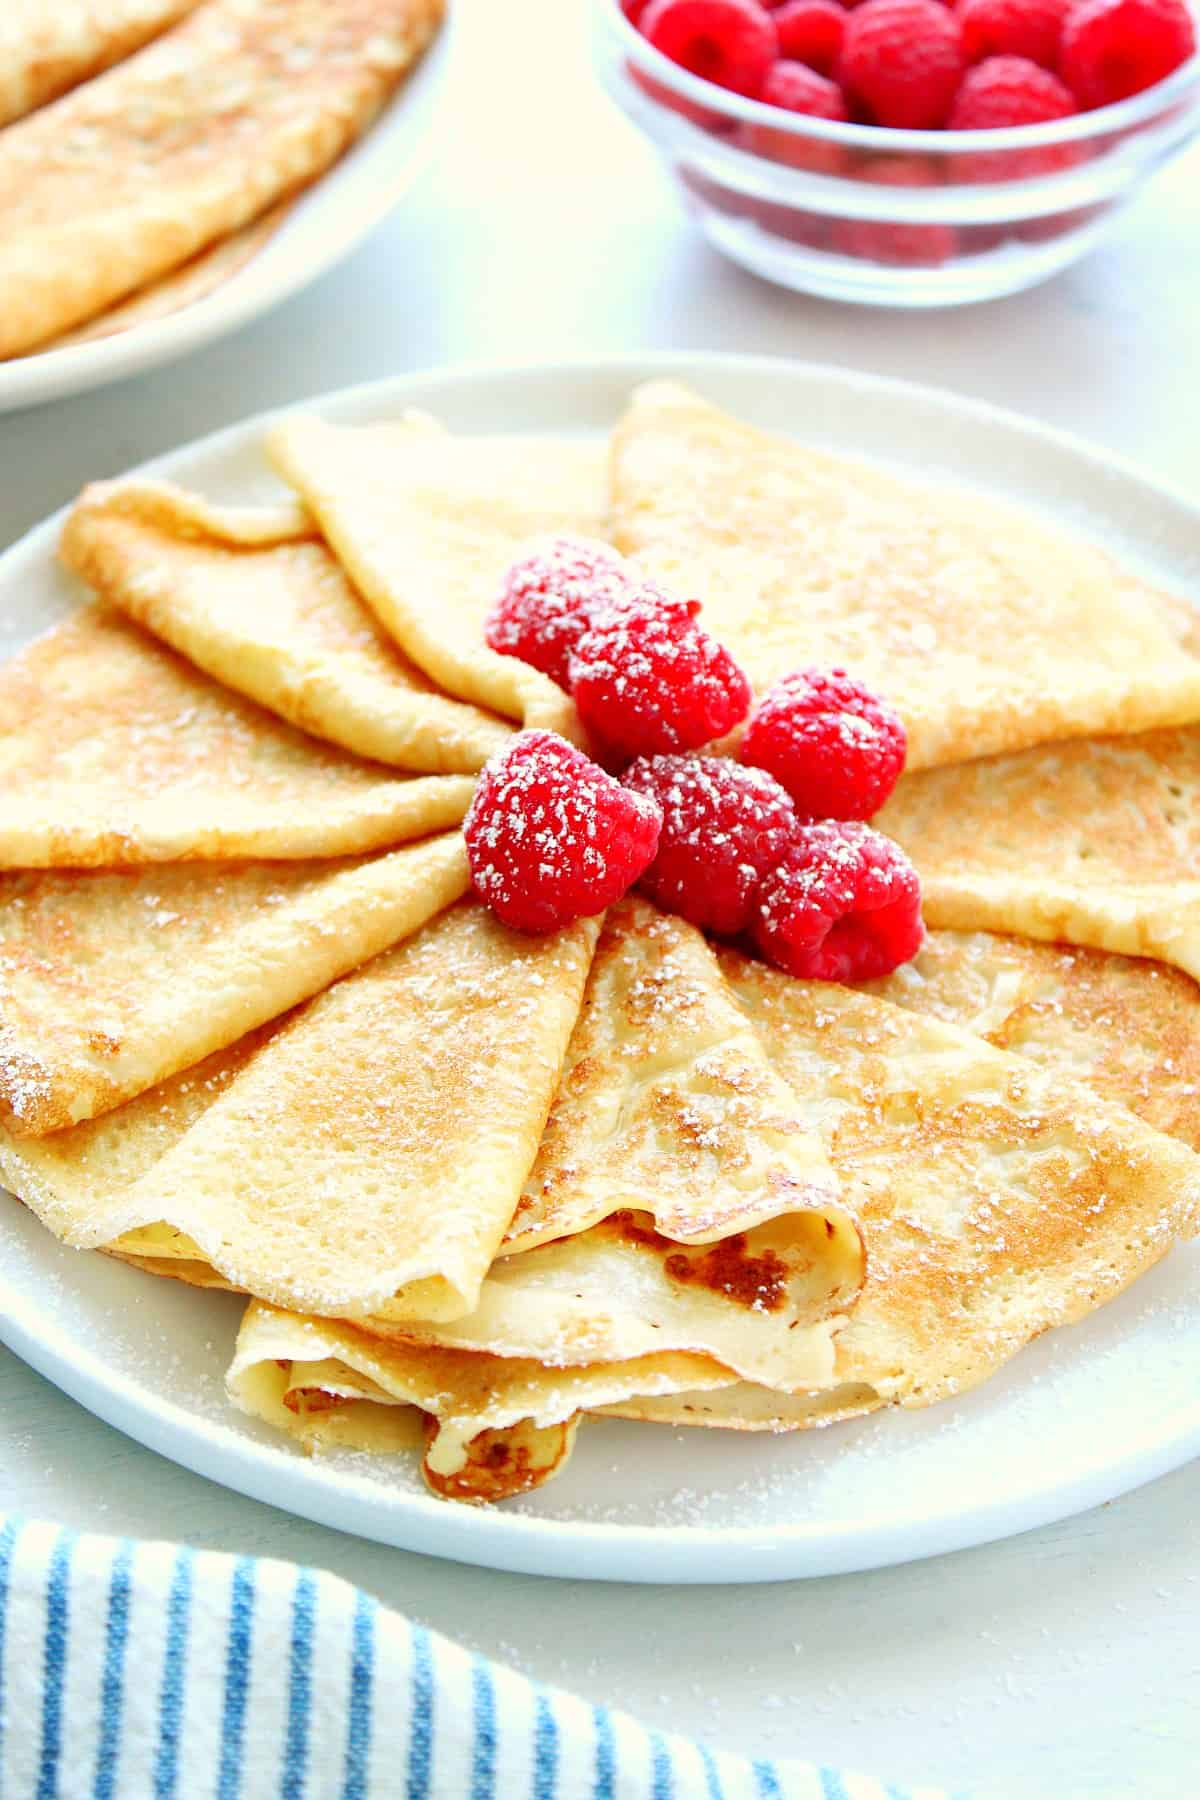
[0,604,474,865]
[877,727,1200,983]
[863,928,1200,1153]
[268,415,609,737]
[609,382,1200,770]
[0,831,467,1134]
[0,1,199,127]
[61,480,512,772]
[503,896,856,1256]
[49,200,293,350]
[0,0,443,358]
[1,902,600,1321]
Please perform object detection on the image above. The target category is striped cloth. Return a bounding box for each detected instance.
[0,1518,951,1799]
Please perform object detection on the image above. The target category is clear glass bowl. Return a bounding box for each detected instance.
[593,0,1200,307]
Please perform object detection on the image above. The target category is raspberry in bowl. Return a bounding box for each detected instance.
[595,0,1200,304]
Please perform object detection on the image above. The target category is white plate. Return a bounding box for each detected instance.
[2,353,1199,1584]
[0,20,451,415]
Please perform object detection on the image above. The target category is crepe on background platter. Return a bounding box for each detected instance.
[0,1,199,128]
[609,382,1200,771]
[878,727,1200,983]
[62,479,514,772]
[0,604,473,866]
[0,0,444,359]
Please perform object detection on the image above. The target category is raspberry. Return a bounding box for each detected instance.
[741,60,849,171]
[957,0,1070,68]
[770,0,847,73]
[623,754,798,935]
[621,0,651,20]
[485,537,632,690]
[465,731,662,934]
[640,0,780,97]
[741,667,907,819]
[949,56,1078,178]
[1060,0,1195,109]
[837,0,965,126]
[830,157,956,266]
[569,586,752,760]
[752,821,923,982]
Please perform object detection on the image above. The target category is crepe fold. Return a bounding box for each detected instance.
[0,903,600,1323]
[0,604,474,866]
[225,933,1200,1500]
[0,1,199,128]
[609,382,1200,771]
[267,416,609,737]
[62,479,513,772]
[0,832,468,1134]
[0,0,443,358]
[877,726,1200,983]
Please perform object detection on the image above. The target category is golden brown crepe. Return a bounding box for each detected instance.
[0,0,443,357]
[1,903,600,1322]
[877,726,1200,983]
[0,604,474,866]
[268,416,608,737]
[609,382,1200,770]
[863,928,1200,1152]
[0,832,468,1134]
[61,479,512,772]
[49,201,293,349]
[0,1,199,128]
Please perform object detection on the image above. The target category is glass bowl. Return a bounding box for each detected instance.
[593,0,1200,307]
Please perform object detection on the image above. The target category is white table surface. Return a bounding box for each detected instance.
[3,5,1199,1795]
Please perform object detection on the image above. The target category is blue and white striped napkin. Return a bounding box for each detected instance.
[0,1517,950,1798]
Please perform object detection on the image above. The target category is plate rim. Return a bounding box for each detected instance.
[2,348,1198,1583]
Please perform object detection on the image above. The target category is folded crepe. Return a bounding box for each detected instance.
[877,727,1200,983]
[1,903,600,1323]
[609,382,1200,770]
[226,941,1200,1499]
[0,0,443,357]
[0,832,468,1134]
[503,896,852,1253]
[268,416,608,737]
[863,928,1200,1153]
[49,200,293,350]
[0,604,474,865]
[61,481,512,773]
[0,1,199,128]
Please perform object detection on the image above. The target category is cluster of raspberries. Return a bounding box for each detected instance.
[620,0,1196,134]
[464,537,923,985]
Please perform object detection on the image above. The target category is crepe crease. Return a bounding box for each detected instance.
[608,382,1200,770]
[0,0,444,357]
[0,603,475,866]
[0,1,200,128]
[61,479,514,772]
[268,415,609,737]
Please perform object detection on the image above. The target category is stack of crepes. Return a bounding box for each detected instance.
[5,383,1200,1505]
[0,0,444,359]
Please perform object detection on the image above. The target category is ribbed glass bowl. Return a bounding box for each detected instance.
[594,0,1200,307]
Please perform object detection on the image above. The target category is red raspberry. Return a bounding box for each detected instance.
[621,0,651,20]
[464,730,662,934]
[640,0,780,97]
[623,754,798,935]
[957,0,1070,68]
[752,821,923,982]
[485,537,632,690]
[741,667,907,819]
[830,156,956,266]
[741,60,849,171]
[770,0,847,73]
[569,587,752,760]
[1060,0,1195,109]
[838,0,965,126]
[949,56,1078,178]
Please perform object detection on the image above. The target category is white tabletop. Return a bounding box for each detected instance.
[2,5,1198,1795]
